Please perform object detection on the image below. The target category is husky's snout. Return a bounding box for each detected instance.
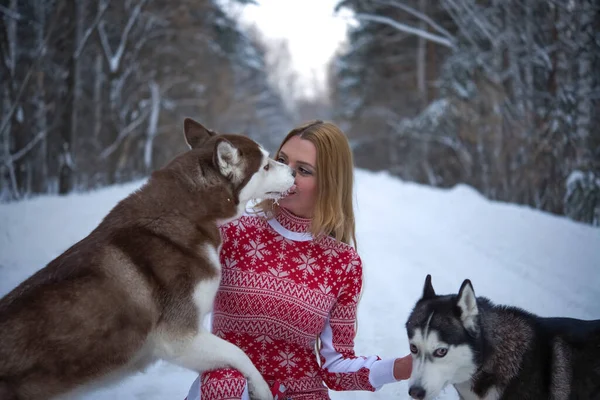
[265,161,295,193]
[408,385,426,399]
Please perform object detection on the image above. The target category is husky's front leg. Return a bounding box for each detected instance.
[163,330,272,400]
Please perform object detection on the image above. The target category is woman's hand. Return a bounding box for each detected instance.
[393,354,413,380]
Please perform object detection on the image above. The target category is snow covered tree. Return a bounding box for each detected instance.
[0,0,292,200]
[565,170,600,226]
[330,0,600,224]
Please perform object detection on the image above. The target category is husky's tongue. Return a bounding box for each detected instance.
[271,184,297,206]
[281,184,297,198]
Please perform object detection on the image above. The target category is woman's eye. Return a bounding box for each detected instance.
[276,157,286,163]
[299,167,312,175]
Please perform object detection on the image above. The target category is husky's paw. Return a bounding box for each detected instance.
[247,375,273,400]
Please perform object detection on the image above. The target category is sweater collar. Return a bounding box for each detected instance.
[275,207,311,234]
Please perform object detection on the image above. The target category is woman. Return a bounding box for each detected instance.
[186,121,411,399]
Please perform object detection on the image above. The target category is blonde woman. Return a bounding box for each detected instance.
[185,121,412,400]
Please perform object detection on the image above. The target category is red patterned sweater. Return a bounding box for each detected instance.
[187,207,397,399]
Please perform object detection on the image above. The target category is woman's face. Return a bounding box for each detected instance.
[276,135,318,218]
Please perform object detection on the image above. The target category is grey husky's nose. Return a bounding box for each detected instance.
[409,386,426,399]
[291,169,296,177]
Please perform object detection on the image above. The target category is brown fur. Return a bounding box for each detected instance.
[0,119,280,400]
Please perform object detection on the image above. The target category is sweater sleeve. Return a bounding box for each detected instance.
[319,251,398,391]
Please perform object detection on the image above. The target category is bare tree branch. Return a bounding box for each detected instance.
[99,109,150,160]
[0,4,22,20]
[444,0,496,45]
[97,0,148,73]
[353,13,456,48]
[373,0,455,41]
[0,0,65,140]
[1,129,46,166]
[75,0,112,59]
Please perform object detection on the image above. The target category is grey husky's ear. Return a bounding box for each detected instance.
[183,118,216,149]
[457,279,479,332]
[422,274,436,299]
[214,138,241,178]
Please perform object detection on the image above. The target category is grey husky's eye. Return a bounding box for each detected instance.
[433,348,448,358]
[410,344,418,354]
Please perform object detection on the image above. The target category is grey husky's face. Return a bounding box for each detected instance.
[406,275,480,400]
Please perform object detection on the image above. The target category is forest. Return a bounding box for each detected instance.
[1,0,598,225]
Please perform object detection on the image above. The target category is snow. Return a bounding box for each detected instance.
[1,169,599,399]
[566,169,599,192]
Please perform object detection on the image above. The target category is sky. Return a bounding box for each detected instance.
[231,0,354,98]
[1,169,599,399]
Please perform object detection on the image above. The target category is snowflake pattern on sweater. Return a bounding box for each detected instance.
[194,208,394,399]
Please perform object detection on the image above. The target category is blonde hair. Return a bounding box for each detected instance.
[255,120,357,248]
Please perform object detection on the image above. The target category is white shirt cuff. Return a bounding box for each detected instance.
[368,358,397,389]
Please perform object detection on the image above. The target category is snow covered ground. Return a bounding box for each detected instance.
[1,169,598,399]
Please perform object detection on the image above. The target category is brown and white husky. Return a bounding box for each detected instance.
[0,118,296,400]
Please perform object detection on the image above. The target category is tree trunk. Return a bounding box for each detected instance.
[56,0,77,195]
[144,80,160,173]
[32,0,48,194]
[416,0,427,109]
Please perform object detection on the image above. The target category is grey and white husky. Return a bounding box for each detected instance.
[405,275,600,400]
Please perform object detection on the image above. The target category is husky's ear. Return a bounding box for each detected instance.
[456,279,479,333]
[214,138,241,178]
[184,118,216,149]
[422,274,436,299]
